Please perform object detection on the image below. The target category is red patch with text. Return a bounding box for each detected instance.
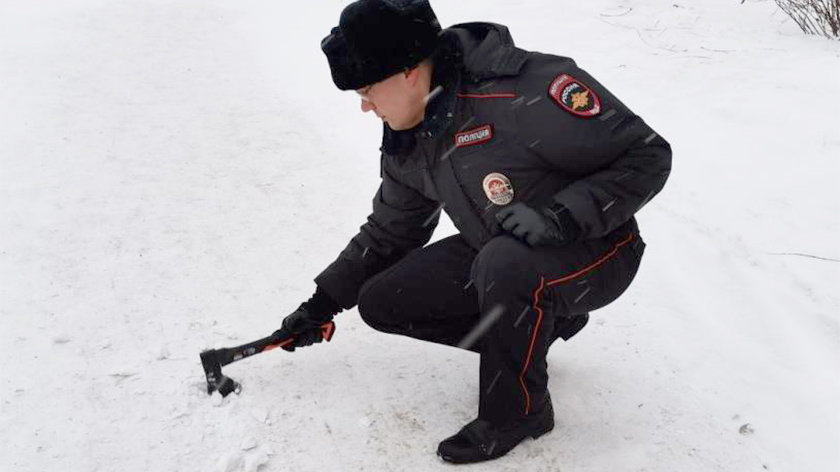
[454,124,493,148]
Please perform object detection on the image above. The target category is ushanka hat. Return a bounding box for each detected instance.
[321,0,442,90]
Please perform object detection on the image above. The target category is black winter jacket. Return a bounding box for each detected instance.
[315,23,672,309]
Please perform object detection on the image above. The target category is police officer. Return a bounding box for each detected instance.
[274,0,671,463]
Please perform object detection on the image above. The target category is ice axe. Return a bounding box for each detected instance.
[199,321,335,397]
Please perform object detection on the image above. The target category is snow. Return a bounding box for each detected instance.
[1,0,838,471]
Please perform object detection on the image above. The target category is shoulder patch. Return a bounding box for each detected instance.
[455,124,493,148]
[548,74,601,118]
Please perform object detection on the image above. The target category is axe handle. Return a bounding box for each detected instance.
[214,321,335,368]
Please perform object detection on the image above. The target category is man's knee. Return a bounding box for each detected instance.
[357,278,385,331]
[471,235,536,288]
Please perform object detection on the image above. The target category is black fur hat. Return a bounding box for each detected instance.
[321,0,442,91]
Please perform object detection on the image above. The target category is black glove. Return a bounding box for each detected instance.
[495,202,581,247]
[274,286,341,352]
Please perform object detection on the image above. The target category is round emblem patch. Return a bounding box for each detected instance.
[482,173,514,206]
[549,74,602,118]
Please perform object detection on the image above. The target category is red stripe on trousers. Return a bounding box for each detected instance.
[517,232,636,415]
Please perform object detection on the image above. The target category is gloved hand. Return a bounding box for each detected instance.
[495,202,580,247]
[273,286,341,352]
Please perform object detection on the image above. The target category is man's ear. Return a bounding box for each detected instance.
[404,66,420,86]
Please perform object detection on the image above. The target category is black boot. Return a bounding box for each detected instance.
[552,312,589,345]
[437,394,554,464]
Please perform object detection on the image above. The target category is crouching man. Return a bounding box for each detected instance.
[274,0,671,463]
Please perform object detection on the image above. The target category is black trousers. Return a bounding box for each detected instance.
[357,219,645,425]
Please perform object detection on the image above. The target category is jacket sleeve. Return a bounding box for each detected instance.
[314,156,441,309]
[514,55,672,240]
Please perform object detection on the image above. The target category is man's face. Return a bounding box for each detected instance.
[357,69,427,131]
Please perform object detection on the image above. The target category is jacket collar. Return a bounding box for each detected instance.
[381,23,527,156]
[446,22,529,80]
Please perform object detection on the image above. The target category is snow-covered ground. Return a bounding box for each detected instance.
[1,0,838,471]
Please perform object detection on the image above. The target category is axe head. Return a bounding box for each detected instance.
[200,349,241,397]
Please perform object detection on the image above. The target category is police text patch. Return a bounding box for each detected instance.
[549,74,601,118]
[454,124,493,148]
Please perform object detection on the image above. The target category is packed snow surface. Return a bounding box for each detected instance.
[1,0,838,471]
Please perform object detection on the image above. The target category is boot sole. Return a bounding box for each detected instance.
[530,417,555,439]
[437,420,555,464]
